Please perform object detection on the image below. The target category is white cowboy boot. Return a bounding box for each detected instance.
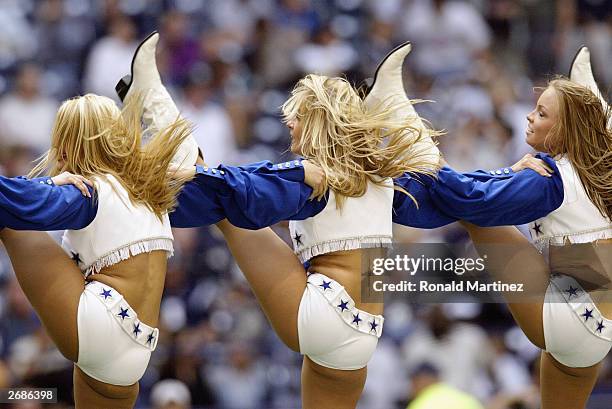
[569,46,610,128]
[116,31,199,168]
[363,42,440,169]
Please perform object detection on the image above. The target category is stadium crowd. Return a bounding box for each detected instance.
[0,0,610,407]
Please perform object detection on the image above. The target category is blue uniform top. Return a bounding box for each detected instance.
[0,154,564,231]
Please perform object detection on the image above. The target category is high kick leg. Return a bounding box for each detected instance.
[116,31,200,168]
[215,220,306,351]
[216,221,370,409]
[460,222,549,349]
[0,229,83,362]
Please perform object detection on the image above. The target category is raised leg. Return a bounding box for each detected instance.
[215,220,307,351]
[0,229,83,362]
[540,351,601,409]
[117,32,199,168]
[460,222,549,348]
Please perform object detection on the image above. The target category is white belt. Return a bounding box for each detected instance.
[307,272,384,338]
[84,280,159,350]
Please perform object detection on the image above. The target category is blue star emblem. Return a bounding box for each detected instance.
[320,280,332,291]
[337,300,349,312]
[532,222,543,237]
[293,232,303,247]
[565,286,579,298]
[370,320,378,333]
[581,308,594,321]
[71,252,82,265]
[117,307,130,320]
[100,288,112,300]
[133,322,142,337]
[146,332,155,345]
[596,320,605,333]
[352,313,362,326]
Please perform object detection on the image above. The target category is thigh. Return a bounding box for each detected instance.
[73,365,138,409]
[463,223,548,347]
[301,356,366,409]
[540,351,602,409]
[1,229,84,362]
[216,220,307,351]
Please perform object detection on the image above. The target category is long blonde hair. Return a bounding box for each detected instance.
[30,94,192,218]
[281,74,441,207]
[545,78,612,220]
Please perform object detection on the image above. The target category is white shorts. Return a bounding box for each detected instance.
[544,274,612,368]
[298,272,383,370]
[76,281,159,386]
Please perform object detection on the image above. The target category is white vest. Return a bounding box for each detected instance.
[62,174,174,278]
[289,179,394,263]
[530,156,612,250]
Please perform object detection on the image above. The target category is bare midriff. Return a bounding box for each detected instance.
[308,248,384,316]
[86,250,168,328]
[590,238,612,318]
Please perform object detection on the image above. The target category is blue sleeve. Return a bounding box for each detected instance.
[0,175,97,230]
[392,173,458,228]
[170,160,326,229]
[424,154,564,226]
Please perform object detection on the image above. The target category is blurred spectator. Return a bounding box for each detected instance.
[294,24,358,76]
[34,0,97,98]
[206,342,268,409]
[179,74,237,166]
[0,63,57,155]
[0,2,37,70]
[0,278,41,357]
[159,11,200,86]
[555,0,612,87]
[407,362,484,409]
[83,14,137,98]
[150,378,192,409]
[358,338,409,409]
[402,305,495,399]
[401,0,492,79]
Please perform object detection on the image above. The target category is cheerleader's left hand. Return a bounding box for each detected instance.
[168,165,196,180]
[511,153,553,177]
[302,160,326,199]
[51,172,93,197]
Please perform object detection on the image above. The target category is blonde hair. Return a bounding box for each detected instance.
[281,74,442,207]
[545,78,612,220]
[30,93,192,218]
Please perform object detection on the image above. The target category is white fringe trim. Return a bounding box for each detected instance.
[296,236,392,263]
[534,227,612,253]
[84,238,174,278]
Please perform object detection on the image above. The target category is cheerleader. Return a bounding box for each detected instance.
[415,47,611,409]
[120,39,441,408]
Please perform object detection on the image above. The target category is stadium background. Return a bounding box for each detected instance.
[0,0,610,408]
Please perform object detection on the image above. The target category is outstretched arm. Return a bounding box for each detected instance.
[171,160,327,229]
[0,174,97,230]
[423,154,563,226]
[392,154,564,227]
[392,173,457,228]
